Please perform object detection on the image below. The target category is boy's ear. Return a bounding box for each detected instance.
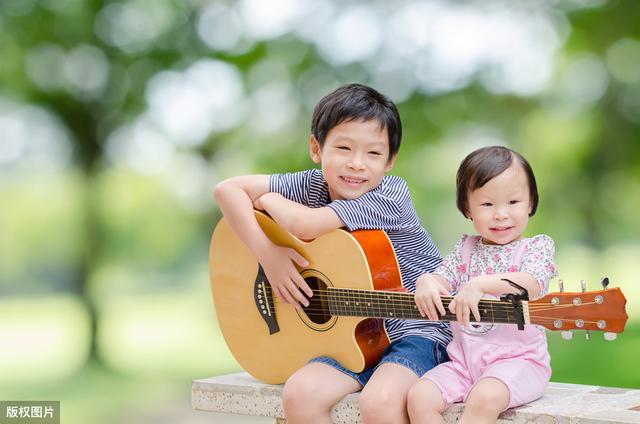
[309,135,321,163]
[384,153,398,172]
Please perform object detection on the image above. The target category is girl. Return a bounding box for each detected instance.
[408,146,557,424]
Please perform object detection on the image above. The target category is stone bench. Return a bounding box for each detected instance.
[192,372,640,423]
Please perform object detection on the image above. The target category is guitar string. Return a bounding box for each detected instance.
[268,301,595,317]
[268,294,603,324]
[269,289,598,313]
[279,288,597,312]
[283,287,597,309]
[267,297,609,327]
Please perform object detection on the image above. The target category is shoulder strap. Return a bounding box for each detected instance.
[460,235,481,271]
[509,241,529,268]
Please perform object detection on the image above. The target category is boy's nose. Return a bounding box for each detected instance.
[347,159,366,170]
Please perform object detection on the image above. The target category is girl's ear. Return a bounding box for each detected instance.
[309,135,321,163]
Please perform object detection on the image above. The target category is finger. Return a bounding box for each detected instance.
[425,299,439,321]
[278,284,299,307]
[287,281,309,307]
[462,306,470,328]
[472,304,481,323]
[448,298,456,315]
[435,296,446,318]
[415,298,426,318]
[288,249,309,268]
[293,272,313,298]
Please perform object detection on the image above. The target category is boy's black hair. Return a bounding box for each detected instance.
[456,145,539,218]
[311,83,401,159]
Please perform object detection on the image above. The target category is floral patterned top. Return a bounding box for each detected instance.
[434,234,558,299]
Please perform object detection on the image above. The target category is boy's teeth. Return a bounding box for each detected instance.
[343,177,363,183]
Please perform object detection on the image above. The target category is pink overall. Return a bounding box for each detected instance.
[423,236,551,409]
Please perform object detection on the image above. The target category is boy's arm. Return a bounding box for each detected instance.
[213,176,313,307]
[256,192,344,240]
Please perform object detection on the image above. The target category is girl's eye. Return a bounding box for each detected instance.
[336,146,350,151]
[481,202,492,207]
[509,200,519,205]
[368,151,382,156]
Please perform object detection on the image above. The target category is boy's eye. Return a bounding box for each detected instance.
[509,200,519,205]
[368,151,382,156]
[336,146,350,151]
[481,202,492,207]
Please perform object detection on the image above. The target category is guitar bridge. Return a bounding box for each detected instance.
[254,265,280,335]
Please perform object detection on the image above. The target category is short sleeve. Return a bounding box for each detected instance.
[326,176,409,231]
[433,235,467,292]
[520,234,558,297]
[269,169,324,206]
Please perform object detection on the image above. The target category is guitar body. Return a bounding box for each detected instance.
[209,211,402,384]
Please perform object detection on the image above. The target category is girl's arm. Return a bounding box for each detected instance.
[256,192,344,240]
[449,272,540,327]
[415,273,452,321]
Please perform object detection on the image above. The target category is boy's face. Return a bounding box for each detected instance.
[309,119,396,201]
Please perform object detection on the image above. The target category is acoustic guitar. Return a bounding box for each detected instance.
[209,211,628,384]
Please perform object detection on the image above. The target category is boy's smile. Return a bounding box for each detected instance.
[309,119,396,201]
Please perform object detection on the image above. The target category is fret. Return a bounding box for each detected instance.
[325,288,524,325]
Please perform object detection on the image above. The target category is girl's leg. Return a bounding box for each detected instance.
[358,363,418,424]
[459,377,510,424]
[407,378,447,424]
[282,362,361,424]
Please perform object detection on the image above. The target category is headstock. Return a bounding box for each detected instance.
[529,277,628,340]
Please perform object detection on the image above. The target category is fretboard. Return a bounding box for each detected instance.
[326,287,525,325]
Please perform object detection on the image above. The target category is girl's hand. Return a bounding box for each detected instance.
[415,274,451,321]
[449,283,484,328]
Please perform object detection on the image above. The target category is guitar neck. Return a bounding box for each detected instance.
[326,287,526,325]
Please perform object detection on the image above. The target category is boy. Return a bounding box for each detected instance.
[213,84,451,424]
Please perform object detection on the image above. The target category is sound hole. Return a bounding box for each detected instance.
[302,276,332,325]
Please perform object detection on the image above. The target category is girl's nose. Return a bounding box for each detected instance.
[494,208,508,220]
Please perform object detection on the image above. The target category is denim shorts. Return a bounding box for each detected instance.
[309,335,449,386]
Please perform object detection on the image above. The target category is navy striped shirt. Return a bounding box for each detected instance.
[270,169,452,346]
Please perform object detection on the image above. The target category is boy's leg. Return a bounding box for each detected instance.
[282,361,361,424]
[359,362,418,424]
[359,336,447,424]
[459,377,509,424]
[407,378,447,424]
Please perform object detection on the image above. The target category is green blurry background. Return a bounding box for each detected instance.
[0,0,638,422]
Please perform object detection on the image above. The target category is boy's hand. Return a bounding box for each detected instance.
[414,274,450,321]
[258,243,312,308]
[448,283,483,328]
[252,194,266,211]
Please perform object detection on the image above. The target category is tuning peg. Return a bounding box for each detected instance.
[558,279,564,293]
[580,280,587,292]
[601,277,609,290]
[561,331,573,340]
[585,330,591,340]
[604,332,617,341]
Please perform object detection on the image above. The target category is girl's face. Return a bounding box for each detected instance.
[467,162,532,245]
